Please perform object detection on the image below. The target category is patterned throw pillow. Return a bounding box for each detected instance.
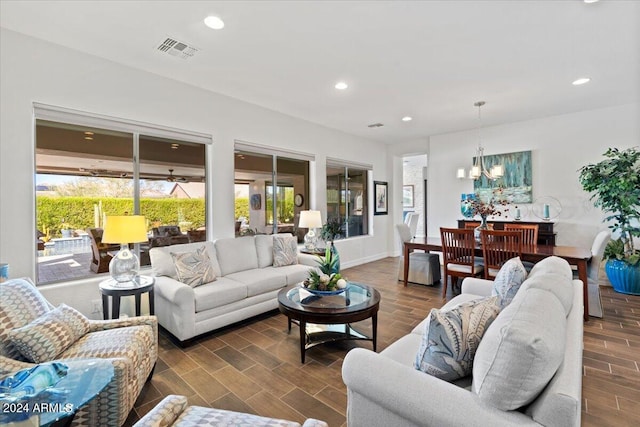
[171,246,216,288]
[492,257,528,307]
[415,296,501,381]
[273,235,298,267]
[8,304,90,363]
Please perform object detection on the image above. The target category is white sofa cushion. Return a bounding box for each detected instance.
[415,296,501,381]
[519,273,574,315]
[192,277,248,312]
[215,236,259,276]
[279,264,313,286]
[472,288,567,410]
[527,255,572,280]
[491,257,527,307]
[150,242,221,279]
[255,235,275,268]
[226,268,287,297]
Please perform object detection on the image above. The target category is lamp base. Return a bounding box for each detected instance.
[109,244,140,284]
[304,229,318,251]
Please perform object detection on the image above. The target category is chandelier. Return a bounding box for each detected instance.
[457,101,504,180]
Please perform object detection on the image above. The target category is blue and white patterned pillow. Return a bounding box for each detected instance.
[171,246,216,288]
[273,235,298,267]
[492,257,528,307]
[415,296,501,381]
[8,304,90,363]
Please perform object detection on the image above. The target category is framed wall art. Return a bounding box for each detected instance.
[402,185,414,208]
[374,181,388,215]
[474,150,532,203]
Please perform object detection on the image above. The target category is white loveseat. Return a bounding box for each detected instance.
[149,234,316,344]
[342,256,584,427]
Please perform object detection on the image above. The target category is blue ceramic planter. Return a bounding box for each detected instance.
[605,259,640,295]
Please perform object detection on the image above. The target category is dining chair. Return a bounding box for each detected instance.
[481,229,523,279]
[572,230,611,285]
[407,213,420,238]
[397,224,441,286]
[440,227,484,298]
[464,222,481,229]
[504,223,539,248]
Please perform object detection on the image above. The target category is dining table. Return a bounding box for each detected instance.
[402,237,593,321]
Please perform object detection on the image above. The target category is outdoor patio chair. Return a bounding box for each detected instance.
[87,228,119,273]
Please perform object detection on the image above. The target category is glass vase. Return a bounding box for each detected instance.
[474,216,489,244]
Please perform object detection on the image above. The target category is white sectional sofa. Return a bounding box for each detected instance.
[342,256,584,427]
[149,234,316,344]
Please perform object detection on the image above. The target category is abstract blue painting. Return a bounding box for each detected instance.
[474,150,532,203]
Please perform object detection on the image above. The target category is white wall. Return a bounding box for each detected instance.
[426,103,640,249]
[0,29,390,315]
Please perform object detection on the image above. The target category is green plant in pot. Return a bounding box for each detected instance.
[578,147,640,295]
[320,217,344,273]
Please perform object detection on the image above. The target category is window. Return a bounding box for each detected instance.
[265,183,294,226]
[326,161,370,238]
[234,143,311,239]
[34,105,210,285]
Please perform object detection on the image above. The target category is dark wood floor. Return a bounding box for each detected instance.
[125,257,640,427]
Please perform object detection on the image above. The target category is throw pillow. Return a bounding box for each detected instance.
[8,304,90,363]
[414,296,501,381]
[273,235,298,267]
[491,257,527,307]
[171,246,216,288]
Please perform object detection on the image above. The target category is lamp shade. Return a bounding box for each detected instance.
[102,216,148,244]
[298,210,322,229]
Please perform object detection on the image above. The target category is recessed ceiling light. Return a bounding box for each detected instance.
[204,16,225,30]
[335,82,348,90]
[401,116,413,122]
[584,0,599,4]
[572,77,591,85]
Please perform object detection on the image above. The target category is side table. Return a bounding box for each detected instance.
[99,275,155,320]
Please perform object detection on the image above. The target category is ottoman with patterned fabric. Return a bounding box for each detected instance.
[134,395,328,427]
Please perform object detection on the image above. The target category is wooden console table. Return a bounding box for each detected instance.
[457,219,556,246]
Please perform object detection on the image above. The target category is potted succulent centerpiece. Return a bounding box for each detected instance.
[579,147,640,295]
[303,246,347,294]
[320,217,344,271]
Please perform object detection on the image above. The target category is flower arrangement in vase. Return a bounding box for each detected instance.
[303,247,347,293]
[468,197,508,242]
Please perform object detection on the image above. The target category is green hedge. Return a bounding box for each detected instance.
[37,197,205,238]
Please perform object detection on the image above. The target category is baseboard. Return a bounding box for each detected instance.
[340,252,389,269]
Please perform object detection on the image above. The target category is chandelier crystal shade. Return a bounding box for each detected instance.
[457,101,504,181]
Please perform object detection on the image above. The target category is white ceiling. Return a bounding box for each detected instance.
[1,1,638,144]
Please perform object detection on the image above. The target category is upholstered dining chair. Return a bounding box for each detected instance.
[396,224,441,286]
[481,229,523,279]
[407,213,420,238]
[440,227,484,298]
[504,223,539,248]
[573,230,611,285]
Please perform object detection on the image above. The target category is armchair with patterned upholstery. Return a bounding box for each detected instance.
[0,278,158,427]
[134,395,329,427]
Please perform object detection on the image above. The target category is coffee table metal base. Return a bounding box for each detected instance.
[287,316,377,363]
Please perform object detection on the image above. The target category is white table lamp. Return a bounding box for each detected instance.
[298,210,322,251]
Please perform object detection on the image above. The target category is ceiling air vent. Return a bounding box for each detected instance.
[368,123,384,128]
[156,37,199,60]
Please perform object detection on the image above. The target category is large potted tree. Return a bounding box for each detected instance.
[578,147,640,295]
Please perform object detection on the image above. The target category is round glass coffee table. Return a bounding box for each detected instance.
[277,282,380,363]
